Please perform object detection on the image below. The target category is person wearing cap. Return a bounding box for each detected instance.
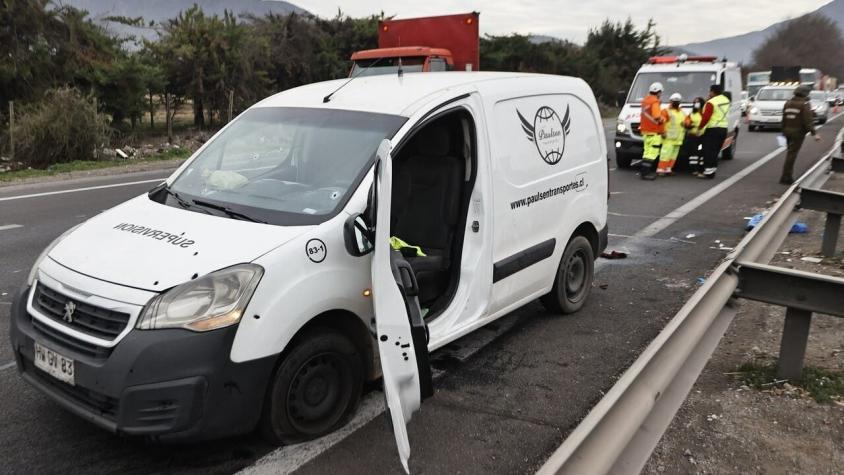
[639,82,665,180]
[657,92,687,175]
[695,84,731,179]
[780,85,821,184]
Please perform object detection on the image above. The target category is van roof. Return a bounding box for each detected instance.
[254,72,584,117]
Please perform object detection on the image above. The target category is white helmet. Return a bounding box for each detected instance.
[669,92,682,102]
[649,82,664,93]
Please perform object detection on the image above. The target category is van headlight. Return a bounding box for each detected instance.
[136,264,264,332]
[750,107,759,115]
[616,120,627,134]
[27,224,82,285]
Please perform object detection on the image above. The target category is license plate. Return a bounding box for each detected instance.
[34,342,75,386]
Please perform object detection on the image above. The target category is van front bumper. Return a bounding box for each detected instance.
[9,285,276,441]
[614,134,643,157]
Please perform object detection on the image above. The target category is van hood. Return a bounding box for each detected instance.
[48,195,311,292]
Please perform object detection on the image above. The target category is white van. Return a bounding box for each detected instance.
[614,55,742,168]
[10,72,608,470]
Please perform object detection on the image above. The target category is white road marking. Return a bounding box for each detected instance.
[0,224,23,231]
[242,394,385,475]
[0,362,15,371]
[0,179,164,202]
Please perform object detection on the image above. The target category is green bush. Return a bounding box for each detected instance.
[14,88,110,169]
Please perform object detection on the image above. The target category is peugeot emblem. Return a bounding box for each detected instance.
[63,301,77,323]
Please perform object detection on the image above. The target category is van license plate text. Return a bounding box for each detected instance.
[34,342,75,386]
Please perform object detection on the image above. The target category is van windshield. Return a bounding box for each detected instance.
[167,107,406,225]
[627,71,716,104]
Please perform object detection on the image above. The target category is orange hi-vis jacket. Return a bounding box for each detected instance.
[640,94,663,134]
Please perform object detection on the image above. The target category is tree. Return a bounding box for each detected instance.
[751,13,844,79]
[582,19,668,104]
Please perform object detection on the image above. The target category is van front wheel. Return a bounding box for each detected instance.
[260,330,364,445]
[540,235,595,314]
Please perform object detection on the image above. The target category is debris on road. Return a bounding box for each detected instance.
[745,213,765,230]
[790,222,809,233]
[600,250,628,259]
[800,256,823,263]
[685,233,696,239]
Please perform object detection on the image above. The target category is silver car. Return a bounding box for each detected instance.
[809,90,830,124]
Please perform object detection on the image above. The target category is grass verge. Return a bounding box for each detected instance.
[0,148,191,183]
[737,359,844,403]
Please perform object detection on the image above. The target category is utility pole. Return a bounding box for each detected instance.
[228,90,234,123]
[165,92,173,144]
[149,90,155,129]
[92,97,98,160]
[8,101,13,161]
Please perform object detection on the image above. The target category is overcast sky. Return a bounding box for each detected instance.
[287,0,832,45]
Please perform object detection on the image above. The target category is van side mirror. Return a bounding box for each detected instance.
[749,96,755,102]
[344,213,374,256]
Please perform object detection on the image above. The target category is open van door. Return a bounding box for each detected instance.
[370,139,434,473]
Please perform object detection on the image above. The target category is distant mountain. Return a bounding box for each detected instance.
[675,0,844,64]
[58,0,307,43]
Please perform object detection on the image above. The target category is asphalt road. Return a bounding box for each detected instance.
[0,118,839,474]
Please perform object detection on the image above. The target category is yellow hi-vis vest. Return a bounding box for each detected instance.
[686,112,703,136]
[705,94,730,130]
[665,108,686,142]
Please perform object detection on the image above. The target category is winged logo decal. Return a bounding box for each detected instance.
[517,105,571,165]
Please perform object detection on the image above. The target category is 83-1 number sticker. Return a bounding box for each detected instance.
[306,239,327,263]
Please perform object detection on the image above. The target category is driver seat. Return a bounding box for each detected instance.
[392,126,462,305]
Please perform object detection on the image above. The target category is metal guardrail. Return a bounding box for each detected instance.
[537,129,844,475]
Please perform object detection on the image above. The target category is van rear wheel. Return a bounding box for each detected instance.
[540,235,594,314]
[260,330,364,445]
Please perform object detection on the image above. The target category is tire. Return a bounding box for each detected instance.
[540,235,595,314]
[615,151,633,169]
[819,117,827,124]
[748,125,757,132]
[721,129,738,160]
[260,330,364,445]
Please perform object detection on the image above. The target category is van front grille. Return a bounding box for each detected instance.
[33,283,130,340]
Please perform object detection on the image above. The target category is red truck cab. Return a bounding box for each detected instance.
[350,12,479,77]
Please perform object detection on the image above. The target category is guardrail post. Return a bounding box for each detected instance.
[833,157,844,173]
[822,213,841,256]
[777,308,813,381]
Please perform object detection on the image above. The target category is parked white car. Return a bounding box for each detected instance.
[747,84,797,131]
[10,72,609,470]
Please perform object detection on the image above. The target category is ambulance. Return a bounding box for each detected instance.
[10,72,608,471]
[614,55,742,169]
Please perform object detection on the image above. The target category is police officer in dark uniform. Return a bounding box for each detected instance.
[780,85,821,184]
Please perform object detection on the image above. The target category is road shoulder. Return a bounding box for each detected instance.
[0,158,184,191]
[645,173,844,474]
